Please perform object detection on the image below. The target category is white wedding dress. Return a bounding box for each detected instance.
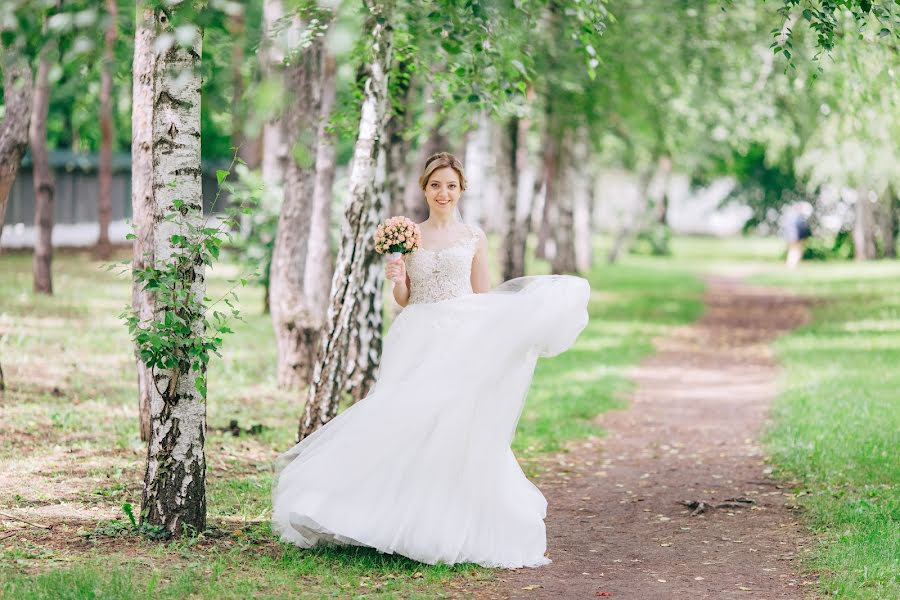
[271,225,590,568]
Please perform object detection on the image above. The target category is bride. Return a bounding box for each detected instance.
[271,152,590,568]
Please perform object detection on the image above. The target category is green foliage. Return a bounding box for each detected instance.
[776,0,899,56]
[117,155,259,400]
[85,503,172,540]
[632,223,672,256]
[801,230,855,260]
[717,143,807,232]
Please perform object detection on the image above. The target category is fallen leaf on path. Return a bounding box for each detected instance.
[596,592,613,597]
[521,584,542,590]
[738,586,752,591]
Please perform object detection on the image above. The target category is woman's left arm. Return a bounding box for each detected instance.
[471,228,491,293]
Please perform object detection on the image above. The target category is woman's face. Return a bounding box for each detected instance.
[424,167,462,217]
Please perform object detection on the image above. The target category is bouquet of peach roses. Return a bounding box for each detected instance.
[374,216,421,260]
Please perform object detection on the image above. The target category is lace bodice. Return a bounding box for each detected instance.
[405,225,478,305]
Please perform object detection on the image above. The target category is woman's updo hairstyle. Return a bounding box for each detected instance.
[418,152,467,191]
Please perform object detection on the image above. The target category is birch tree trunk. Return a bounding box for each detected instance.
[385,60,413,218]
[551,130,577,274]
[132,5,207,535]
[258,0,289,314]
[96,0,118,260]
[535,109,559,260]
[403,82,446,223]
[0,52,33,247]
[877,191,897,258]
[607,164,655,264]
[499,118,523,281]
[300,0,393,440]
[462,113,493,229]
[571,128,593,273]
[269,30,326,390]
[132,6,156,443]
[260,0,288,186]
[345,203,386,402]
[305,49,337,318]
[31,39,55,295]
[854,188,876,261]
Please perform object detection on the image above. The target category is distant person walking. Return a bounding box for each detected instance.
[783,205,812,268]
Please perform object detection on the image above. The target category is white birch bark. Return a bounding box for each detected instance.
[300,0,393,440]
[134,5,207,535]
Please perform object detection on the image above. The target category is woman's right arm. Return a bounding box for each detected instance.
[387,257,411,307]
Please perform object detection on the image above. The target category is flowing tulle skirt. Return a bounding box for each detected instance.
[271,275,590,568]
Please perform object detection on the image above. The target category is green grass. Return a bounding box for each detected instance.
[0,245,703,598]
[754,261,900,599]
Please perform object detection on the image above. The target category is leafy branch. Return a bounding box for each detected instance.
[117,148,259,401]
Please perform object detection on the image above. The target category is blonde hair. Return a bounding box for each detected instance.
[418,152,467,191]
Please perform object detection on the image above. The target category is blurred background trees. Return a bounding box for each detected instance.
[0,0,897,472]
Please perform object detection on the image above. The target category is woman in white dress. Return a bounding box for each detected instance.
[271,152,590,568]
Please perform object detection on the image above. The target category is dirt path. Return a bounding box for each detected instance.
[484,276,817,599]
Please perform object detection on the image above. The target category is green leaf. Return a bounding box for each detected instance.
[216,169,229,185]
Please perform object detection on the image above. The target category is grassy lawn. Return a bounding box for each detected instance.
[753,262,900,600]
[0,244,703,599]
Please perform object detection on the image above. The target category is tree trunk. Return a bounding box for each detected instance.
[385,61,413,218]
[854,188,876,261]
[260,0,288,191]
[499,118,524,281]
[877,190,897,259]
[31,38,55,295]
[0,52,34,248]
[269,27,326,390]
[132,6,155,443]
[96,0,118,260]
[535,112,559,261]
[403,82,447,223]
[258,0,288,316]
[607,166,654,264]
[133,5,206,536]
[461,113,494,229]
[551,130,577,274]
[305,49,337,316]
[300,0,393,441]
[571,128,593,274]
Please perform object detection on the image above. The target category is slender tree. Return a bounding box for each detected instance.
[30,12,56,295]
[95,0,118,260]
[300,0,393,440]
[131,3,207,535]
[305,48,337,323]
[269,10,332,390]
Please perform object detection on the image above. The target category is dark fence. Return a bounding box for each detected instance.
[6,151,228,226]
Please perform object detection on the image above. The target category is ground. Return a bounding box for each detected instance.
[1,238,897,598]
[489,275,817,599]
